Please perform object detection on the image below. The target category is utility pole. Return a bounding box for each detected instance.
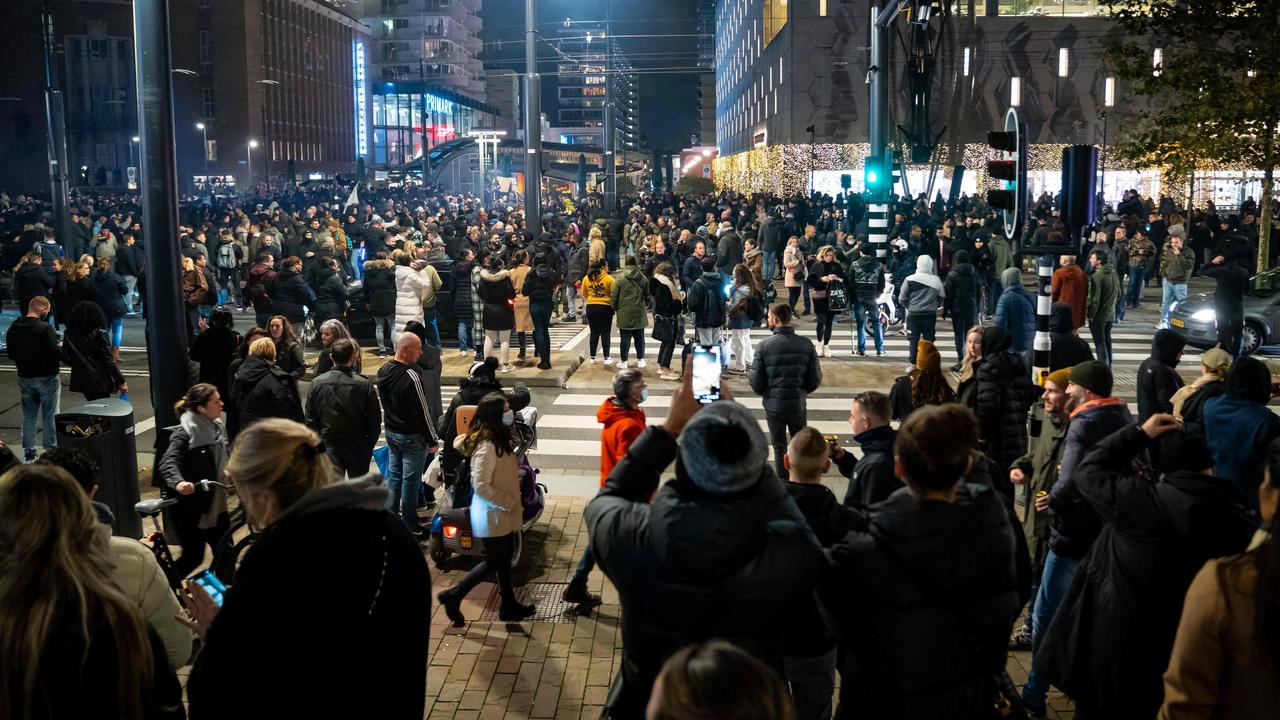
[867,2,901,264]
[603,0,615,215]
[132,0,190,452]
[523,0,542,234]
[419,52,430,183]
[41,0,71,251]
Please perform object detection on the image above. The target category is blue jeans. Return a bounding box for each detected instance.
[385,430,429,528]
[530,299,553,365]
[18,375,60,458]
[763,250,778,280]
[109,317,124,349]
[854,299,884,353]
[422,305,442,351]
[1160,280,1187,327]
[782,648,837,720]
[571,543,594,585]
[457,317,474,352]
[1023,549,1081,708]
[1126,266,1146,308]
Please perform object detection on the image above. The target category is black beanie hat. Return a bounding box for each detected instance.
[1070,360,1113,398]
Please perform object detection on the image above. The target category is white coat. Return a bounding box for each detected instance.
[455,435,521,538]
[393,264,429,332]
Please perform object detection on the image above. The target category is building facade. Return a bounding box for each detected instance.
[553,23,640,153]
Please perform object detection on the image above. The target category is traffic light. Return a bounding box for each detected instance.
[985,111,1026,242]
[864,154,888,194]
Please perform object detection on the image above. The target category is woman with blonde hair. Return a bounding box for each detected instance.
[0,464,183,720]
[182,418,431,719]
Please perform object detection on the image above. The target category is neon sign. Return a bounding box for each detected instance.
[354,40,368,156]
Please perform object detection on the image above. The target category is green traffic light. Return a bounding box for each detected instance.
[866,169,878,184]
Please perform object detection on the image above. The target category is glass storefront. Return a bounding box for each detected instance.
[371,91,470,166]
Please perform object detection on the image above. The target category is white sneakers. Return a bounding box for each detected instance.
[604,357,615,365]
[589,357,597,364]
[500,364,514,373]
[636,359,647,369]
[820,344,831,357]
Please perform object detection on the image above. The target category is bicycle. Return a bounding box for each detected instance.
[134,479,255,592]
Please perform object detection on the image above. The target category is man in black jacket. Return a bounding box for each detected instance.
[685,256,725,348]
[849,246,884,357]
[750,303,823,478]
[116,233,144,314]
[833,390,899,509]
[12,252,53,319]
[6,296,60,462]
[1206,248,1250,356]
[305,339,382,477]
[584,369,824,719]
[943,249,982,370]
[377,334,440,534]
[820,403,1029,719]
[1135,329,1186,422]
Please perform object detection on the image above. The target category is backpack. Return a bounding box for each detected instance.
[216,241,237,270]
[745,290,766,323]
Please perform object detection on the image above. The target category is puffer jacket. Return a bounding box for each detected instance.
[942,257,981,320]
[995,267,1036,354]
[611,265,649,330]
[312,265,348,324]
[268,268,311,323]
[1050,397,1132,559]
[584,426,825,718]
[1135,330,1187,422]
[228,354,303,440]
[898,255,944,316]
[362,259,396,317]
[821,482,1029,719]
[393,264,429,330]
[478,268,515,331]
[967,328,1036,472]
[1048,302,1093,371]
[749,325,822,416]
[451,260,475,316]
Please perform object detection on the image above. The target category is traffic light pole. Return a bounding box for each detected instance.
[41,1,71,255]
[523,0,542,234]
[867,3,899,264]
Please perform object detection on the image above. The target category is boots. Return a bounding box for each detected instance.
[561,578,602,607]
[498,601,537,622]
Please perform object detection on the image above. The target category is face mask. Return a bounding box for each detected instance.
[502,410,515,426]
[640,388,649,403]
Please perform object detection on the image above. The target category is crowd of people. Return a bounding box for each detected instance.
[0,181,1278,719]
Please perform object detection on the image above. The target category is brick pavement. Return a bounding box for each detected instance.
[425,497,1076,720]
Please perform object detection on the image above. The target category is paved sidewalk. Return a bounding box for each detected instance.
[425,497,1076,719]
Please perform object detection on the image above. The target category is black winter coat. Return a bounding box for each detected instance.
[585,426,825,718]
[187,478,431,720]
[451,260,475,313]
[312,266,348,323]
[268,268,311,323]
[520,263,558,303]
[478,268,516,331]
[1048,302,1093,371]
[62,327,124,397]
[836,425,900,509]
[849,255,882,304]
[305,367,382,453]
[783,481,864,657]
[89,269,129,320]
[1036,424,1257,718]
[968,338,1035,472]
[438,377,531,476]
[686,271,725,328]
[189,326,241,400]
[362,261,396,317]
[1135,331,1186,422]
[821,483,1030,719]
[749,326,823,416]
[228,354,303,439]
[13,262,54,311]
[943,261,982,320]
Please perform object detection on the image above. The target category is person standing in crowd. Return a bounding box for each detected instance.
[584,368,825,717]
[1157,232,1194,330]
[806,246,844,358]
[751,303,823,479]
[783,236,809,315]
[725,264,760,373]
[564,368,648,608]
[182,254,209,343]
[182,418,431,719]
[1022,359,1128,716]
[479,257,517,373]
[390,249,428,346]
[1086,248,1120,367]
[188,306,241,404]
[7,297,61,462]
[452,247,478,356]
[377,333,439,535]
[995,267,1036,368]
[1136,329,1187,422]
[612,256,650,369]
[1203,356,1280,509]
[849,245,886,358]
[157,383,231,580]
[1007,367,1071,651]
[437,392,537,624]
[1206,250,1250,357]
[1048,302,1093,371]
[1125,226,1157,310]
[522,253,558,370]
[267,315,305,381]
[361,254,396,356]
[268,255,311,340]
[12,251,53,322]
[582,258,617,365]
[681,240,706,291]
[310,256,348,331]
[650,260,686,380]
[245,254,277,329]
[402,320,444,434]
[780,427,858,720]
[0,464,184,720]
[898,255,944,366]
[646,641,798,720]
[830,391,899,509]
[509,249,533,362]
[313,319,362,376]
[1051,254,1087,332]
[820,403,1028,719]
[686,256,726,351]
[305,339,381,478]
[1170,347,1231,432]
[228,337,303,440]
[416,253,444,352]
[942,249,981,370]
[564,233,587,322]
[965,326,1035,478]
[1159,439,1280,719]
[61,301,127,403]
[888,339,955,420]
[1036,417,1256,719]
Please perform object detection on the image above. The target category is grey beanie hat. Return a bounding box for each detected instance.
[677,402,769,495]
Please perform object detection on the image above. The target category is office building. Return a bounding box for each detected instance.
[554,23,640,153]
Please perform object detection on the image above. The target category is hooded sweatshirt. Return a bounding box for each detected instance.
[898,255,945,317]
[1048,302,1093,371]
[597,398,646,486]
[995,267,1036,354]
[1136,330,1187,422]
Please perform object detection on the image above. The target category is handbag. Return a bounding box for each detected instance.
[827,283,849,313]
[651,314,682,344]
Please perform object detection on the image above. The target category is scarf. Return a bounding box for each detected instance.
[654,272,684,301]
[180,410,229,529]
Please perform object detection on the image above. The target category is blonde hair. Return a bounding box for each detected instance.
[0,465,154,720]
[958,325,984,382]
[225,419,334,518]
[248,336,277,361]
[589,226,603,241]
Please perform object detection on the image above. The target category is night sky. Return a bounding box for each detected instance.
[480,0,702,152]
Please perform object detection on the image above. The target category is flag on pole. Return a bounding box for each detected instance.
[344,183,359,209]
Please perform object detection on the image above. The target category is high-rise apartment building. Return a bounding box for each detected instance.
[554,23,640,152]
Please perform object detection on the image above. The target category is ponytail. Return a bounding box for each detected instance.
[174,382,219,416]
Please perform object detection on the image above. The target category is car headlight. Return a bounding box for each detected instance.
[1190,309,1216,322]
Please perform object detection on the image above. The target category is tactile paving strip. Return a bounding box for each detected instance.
[477,582,583,624]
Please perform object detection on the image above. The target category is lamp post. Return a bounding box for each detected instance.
[523,0,542,234]
[247,139,258,190]
[129,135,140,175]
[195,122,208,191]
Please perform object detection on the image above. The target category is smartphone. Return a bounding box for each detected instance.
[188,569,228,607]
[691,344,722,405]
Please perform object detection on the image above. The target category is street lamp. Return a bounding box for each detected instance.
[247,139,258,189]
[195,122,209,192]
[129,136,140,188]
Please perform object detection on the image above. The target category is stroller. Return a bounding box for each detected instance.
[426,405,547,569]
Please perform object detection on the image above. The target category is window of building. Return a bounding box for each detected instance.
[997,0,1098,15]
[200,31,213,64]
[764,0,787,49]
[202,87,216,119]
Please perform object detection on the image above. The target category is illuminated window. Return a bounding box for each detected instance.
[1010,76,1021,107]
[1104,77,1115,107]
[963,47,971,77]
[1058,48,1069,78]
[820,0,827,16]
[1153,48,1163,76]
[764,0,787,49]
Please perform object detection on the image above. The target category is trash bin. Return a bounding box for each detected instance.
[56,398,140,538]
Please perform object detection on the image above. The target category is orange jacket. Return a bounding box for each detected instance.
[597,398,646,486]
